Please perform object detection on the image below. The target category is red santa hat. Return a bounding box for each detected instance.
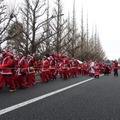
[18,52,23,56]
[2,48,8,53]
[27,54,32,57]
[47,57,51,61]
[8,52,14,56]
[50,56,53,60]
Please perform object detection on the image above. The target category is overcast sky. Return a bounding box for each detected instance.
[5,0,120,60]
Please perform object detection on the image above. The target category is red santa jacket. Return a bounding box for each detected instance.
[1,54,13,75]
[27,57,35,74]
[49,58,56,69]
[18,57,28,75]
[113,60,118,68]
[62,57,70,67]
[41,59,50,71]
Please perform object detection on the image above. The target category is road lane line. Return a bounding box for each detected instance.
[0,75,103,116]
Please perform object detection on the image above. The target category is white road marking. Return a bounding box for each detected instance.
[0,75,104,116]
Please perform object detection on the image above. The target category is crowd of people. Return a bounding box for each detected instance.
[0,48,118,92]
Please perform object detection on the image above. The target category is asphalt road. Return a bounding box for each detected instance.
[0,71,120,120]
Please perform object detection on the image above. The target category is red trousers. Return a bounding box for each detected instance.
[59,70,63,78]
[40,71,49,83]
[70,67,78,77]
[14,73,19,88]
[2,74,16,90]
[61,68,68,79]
[27,73,36,87]
[0,74,4,89]
[49,69,57,80]
[78,68,81,74]
[18,75,27,88]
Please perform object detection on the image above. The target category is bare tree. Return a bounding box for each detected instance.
[88,26,106,61]
[45,0,50,54]
[66,0,80,58]
[3,0,106,61]
[63,12,72,56]
[20,0,48,54]
[51,0,70,53]
[85,13,89,60]
[0,0,16,49]
[94,33,106,61]
[6,21,25,53]
[79,7,86,61]
[71,0,76,57]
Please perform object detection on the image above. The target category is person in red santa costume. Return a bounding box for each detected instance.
[61,55,70,79]
[49,55,57,80]
[17,52,28,89]
[40,56,50,83]
[0,53,4,89]
[69,58,75,77]
[0,48,16,92]
[7,52,18,88]
[13,55,20,87]
[26,54,36,87]
[93,65,100,78]
[113,59,118,76]
[81,61,87,75]
[73,58,79,76]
